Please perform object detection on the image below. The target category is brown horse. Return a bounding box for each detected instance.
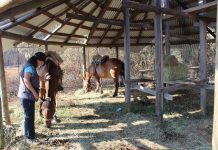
[83,56,124,97]
[37,51,63,128]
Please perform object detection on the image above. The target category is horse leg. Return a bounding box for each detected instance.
[100,78,103,94]
[95,76,101,93]
[113,78,119,97]
[52,94,61,123]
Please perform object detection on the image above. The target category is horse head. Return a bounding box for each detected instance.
[83,72,92,92]
[37,51,63,128]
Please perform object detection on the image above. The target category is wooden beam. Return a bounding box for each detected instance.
[0,30,85,46]
[82,46,86,78]
[0,0,61,22]
[44,0,90,41]
[199,0,207,115]
[132,85,173,101]
[1,0,70,30]
[111,0,148,45]
[212,1,218,148]
[183,1,217,14]
[64,0,96,43]
[29,1,82,37]
[123,0,131,111]
[174,0,216,39]
[67,13,121,26]
[86,0,112,44]
[0,36,11,125]
[98,9,122,44]
[154,0,164,119]
[21,22,51,34]
[126,1,216,22]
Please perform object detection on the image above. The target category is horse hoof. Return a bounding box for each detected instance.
[52,116,61,123]
[112,94,117,97]
[100,91,103,94]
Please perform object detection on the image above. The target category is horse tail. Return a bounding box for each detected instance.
[119,60,125,86]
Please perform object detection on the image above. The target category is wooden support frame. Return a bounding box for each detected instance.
[212,2,218,148]
[154,0,164,119]
[199,0,207,116]
[0,36,11,125]
[0,30,85,47]
[116,47,119,59]
[82,46,86,78]
[66,13,151,28]
[125,0,216,23]
[164,0,170,56]
[123,0,131,111]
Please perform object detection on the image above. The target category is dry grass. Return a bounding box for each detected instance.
[7,87,213,150]
[4,67,213,149]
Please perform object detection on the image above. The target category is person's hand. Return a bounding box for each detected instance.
[44,73,51,81]
[33,91,39,102]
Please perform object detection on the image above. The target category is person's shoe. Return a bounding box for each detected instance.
[25,137,39,145]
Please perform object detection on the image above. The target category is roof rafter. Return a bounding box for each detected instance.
[111,0,148,45]
[64,0,98,43]
[98,9,122,44]
[86,0,112,44]
[126,1,216,22]
[1,0,71,31]
[174,0,216,38]
[0,0,61,22]
[44,0,90,41]
[137,0,152,44]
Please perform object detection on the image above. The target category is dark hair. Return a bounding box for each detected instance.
[27,56,38,68]
[34,52,46,61]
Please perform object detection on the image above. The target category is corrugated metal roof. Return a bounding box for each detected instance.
[0,0,216,49]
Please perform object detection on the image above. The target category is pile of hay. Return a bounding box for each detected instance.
[163,55,188,81]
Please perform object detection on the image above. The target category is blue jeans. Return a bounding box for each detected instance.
[20,98,35,139]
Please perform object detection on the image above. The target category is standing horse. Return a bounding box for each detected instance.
[83,55,124,97]
[37,51,63,128]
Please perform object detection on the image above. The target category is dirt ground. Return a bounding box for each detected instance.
[4,67,213,150]
[7,87,212,150]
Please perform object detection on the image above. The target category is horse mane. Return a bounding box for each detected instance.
[45,51,63,65]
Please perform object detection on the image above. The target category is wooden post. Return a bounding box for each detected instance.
[0,36,11,125]
[154,0,164,120]
[212,2,218,148]
[164,0,170,55]
[45,43,48,52]
[82,46,86,78]
[116,47,119,59]
[199,0,207,115]
[123,0,131,111]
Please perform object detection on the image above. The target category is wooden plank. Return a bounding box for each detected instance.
[1,0,70,30]
[82,46,86,78]
[66,13,151,27]
[0,0,61,22]
[116,47,119,59]
[183,1,217,14]
[0,36,11,125]
[86,0,111,44]
[212,1,218,148]
[154,0,164,117]
[132,85,173,101]
[199,0,207,115]
[0,30,85,46]
[163,84,195,93]
[130,78,154,83]
[123,0,131,111]
[125,1,216,22]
